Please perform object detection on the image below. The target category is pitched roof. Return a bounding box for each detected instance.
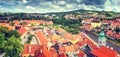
[59,53,67,57]
[22,44,54,57]
[76,39,88,47]
[59,46,66,53]
[35,30,48,45]
[58,28,66,33]
[50,48,58,57]
[64,45,76,52]
[45,21,53,25]
[17,27,27,35]
[77,50,86,57]
[106,30,120,39]
[40,45,52,57]
[87,40,98,50]
[8,26,15,30]
[91,46,118,57]
[52,35,61,42]
[14,20,20,25]
[22,44,43,55]
[83,24,92,30]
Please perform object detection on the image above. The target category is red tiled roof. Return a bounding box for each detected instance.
[59,46,66,53]
[77,50,86,57]
[102,20,111,23]
[14,20,20,25]
[8,26,15,30]
[76,33,98,50]
[38,45,52,57]
[35,31,48,45]
[45,21,53,25]
[22,44,43,55]
[34,45,52,57]
[106,30,120,39]
[87,40,98,50]
[76,39,87,47]
[64,45,76,52]
[18,27,27,35]
[91,46,118,57]
[59,53,67,57]
[50,48,58,57]
[83,24,92,31]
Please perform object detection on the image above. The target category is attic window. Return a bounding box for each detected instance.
[28,55,33,57]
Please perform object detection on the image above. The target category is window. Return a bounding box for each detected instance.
[28,55,33,57]
[100,41,102,44]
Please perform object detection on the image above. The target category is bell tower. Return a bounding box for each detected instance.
[98,25,106,47]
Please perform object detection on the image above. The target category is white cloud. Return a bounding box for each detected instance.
[0,0,16,5]
[26,6,35,10]
[57,1,66,5]
[0,0,120,13]
[78,4,102,11]
[103,0,120,12]
[66,4,75,8]
[76,0,82,3]
[23,0,27,4]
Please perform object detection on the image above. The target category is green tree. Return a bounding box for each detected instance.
[26,34,33,43]
[114,27,120,34]
[0,26,9,33]
[2,36,23,57]
[11,22,15,26]
[20,21,27,25]
[6,30,20,38]
[31,23,34,26]
[0,34,4,43]
[0,34,5,53]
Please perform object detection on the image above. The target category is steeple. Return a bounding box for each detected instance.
[98,25,106,47]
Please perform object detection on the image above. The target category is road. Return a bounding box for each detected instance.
[80,29,120,54]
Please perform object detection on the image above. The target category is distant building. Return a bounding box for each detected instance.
[91,19,101,28]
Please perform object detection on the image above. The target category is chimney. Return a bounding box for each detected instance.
[29,45,31,53]
[117,54,120,57]
[107,46,109,48]
[111,47,113,50]
[40,49,43,53]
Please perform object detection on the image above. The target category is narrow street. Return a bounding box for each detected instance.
[80,29,120,54]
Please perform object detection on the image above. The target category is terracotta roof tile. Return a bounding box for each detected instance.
[22,44,43,55]
[87,40,98,50]
[91,46,118,57]
[35,31,48,45]
[77,50,86,57]
[14,20,20,25]
[18,27,27,35]
[59,53,67,57]
[50,48,58,57]
[64,45,76,52]
[59,46,66,53]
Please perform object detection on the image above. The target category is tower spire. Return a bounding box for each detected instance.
[98,25,106,47]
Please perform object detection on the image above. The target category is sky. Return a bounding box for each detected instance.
[0,0,120,13]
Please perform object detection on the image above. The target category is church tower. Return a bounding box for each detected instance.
[98,25,106,47]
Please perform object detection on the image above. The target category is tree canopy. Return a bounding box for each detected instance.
[2,36,23,57]
[0,26,23,57]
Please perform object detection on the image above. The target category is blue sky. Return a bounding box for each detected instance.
[0,0,120,13]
